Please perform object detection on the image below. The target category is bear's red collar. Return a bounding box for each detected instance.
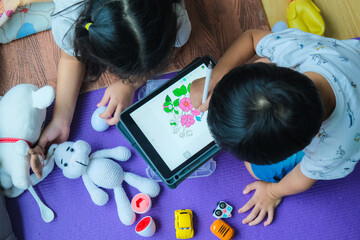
[0,138,32,148]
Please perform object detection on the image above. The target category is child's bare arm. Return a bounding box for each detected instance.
[239,164,316,226]
[190,29,271,111]
[54,51,84,125]
[38,51,84,149]
[211,29,270,83]
[270,164,317,198]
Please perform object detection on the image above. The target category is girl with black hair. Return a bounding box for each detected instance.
[38,0,191,149]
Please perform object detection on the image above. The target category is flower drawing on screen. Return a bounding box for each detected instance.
[163,83,201,138]
[179,98,193,112]
[181,114,195,127]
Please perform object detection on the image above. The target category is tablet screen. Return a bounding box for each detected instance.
[130,63,214,171]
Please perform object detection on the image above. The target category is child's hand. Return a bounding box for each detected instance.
[238,181,282,226]
[38,118,71,151]
[189,77,212,112]
[97,81,137,125]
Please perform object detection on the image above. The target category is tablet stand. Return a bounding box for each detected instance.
[145,158,216,182]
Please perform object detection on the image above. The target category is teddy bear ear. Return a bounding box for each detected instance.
[73,140,91,156]
[32,86,55,109]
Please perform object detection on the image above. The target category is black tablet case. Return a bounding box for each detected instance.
[117,56,221,188]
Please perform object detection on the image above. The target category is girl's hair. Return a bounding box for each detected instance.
[207,63,324,165]
[73,0,181,82]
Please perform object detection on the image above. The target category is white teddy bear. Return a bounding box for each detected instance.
[50,140,161,225]
[0,84,56,226]
[0,84,55,190]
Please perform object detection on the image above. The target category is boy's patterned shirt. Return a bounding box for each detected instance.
[256,28,360,180]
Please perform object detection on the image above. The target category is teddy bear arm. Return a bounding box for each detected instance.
[82,173,109,206]
[124,172,160,198]
[0,173,12,190]
[9,169,51,198]
[4,148,55,198]
[11,169,30,190]
[4,165,52,198]
[90,146,131,162]
[0,142,30,189]
[3,185,26,198]
[113,186,136,226]
[5,141,33,189]
[9,157,30,190]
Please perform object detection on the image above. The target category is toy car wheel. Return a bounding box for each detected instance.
[219,202,226,209]
[214,210,222,217]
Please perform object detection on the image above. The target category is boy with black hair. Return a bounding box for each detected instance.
[190,28,360,226]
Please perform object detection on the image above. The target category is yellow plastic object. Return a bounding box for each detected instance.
[287,0,325,36]
[175,209,194,239]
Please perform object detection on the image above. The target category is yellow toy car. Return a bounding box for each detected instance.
[175,209,194,239]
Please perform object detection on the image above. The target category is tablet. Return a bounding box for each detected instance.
[117,56,220,189]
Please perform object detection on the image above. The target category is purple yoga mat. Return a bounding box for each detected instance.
[6,72,360,240]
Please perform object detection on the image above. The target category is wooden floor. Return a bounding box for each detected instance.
[262,0,360,39]
[0,0,269,95]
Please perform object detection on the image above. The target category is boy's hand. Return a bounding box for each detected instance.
[238,181,282,226]
[189,77,212,112]
[97,81,138,126]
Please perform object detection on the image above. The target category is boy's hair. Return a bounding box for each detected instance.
[207,63,324,165]
[73,0,181,82]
